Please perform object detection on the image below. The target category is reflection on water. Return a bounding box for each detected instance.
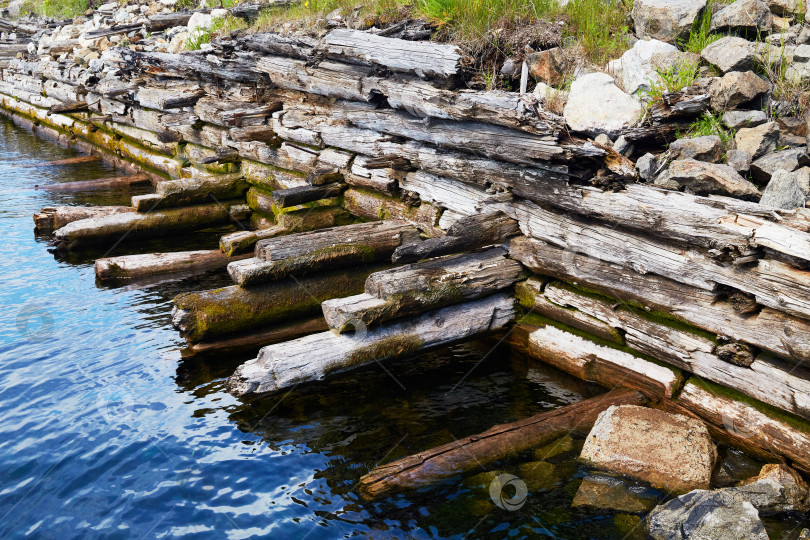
[1,115,807,539]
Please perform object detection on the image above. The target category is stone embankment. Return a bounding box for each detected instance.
[3,0,810,535]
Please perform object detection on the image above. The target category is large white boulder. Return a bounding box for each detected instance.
[632,0,708,43]
[187,8,227,38]
[563,72,642,136]
[606,38,679,95]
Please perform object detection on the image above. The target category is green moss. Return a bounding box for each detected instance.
[688,377,810,435]
[269,243,379,278]
[339,334,424,373]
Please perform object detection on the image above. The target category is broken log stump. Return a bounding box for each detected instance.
[230,220,419,286]
[33,205,134,231]
[357,388,646,498]
[322,247,524,332]
[95,249,251,283]
[226,293,516,396]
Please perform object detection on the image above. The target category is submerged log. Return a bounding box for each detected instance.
[357,388,646,498]
[54,201,237,250]
[33,205,134,231]
[322,247,524,331]
[95,249,250,282]
[172,265,385,342]
[226,293,515,396]
[231,220,418,285]
[17,155,100,168]
[130,174,249,211]
[392,211,519,263]
[35,174,151,191]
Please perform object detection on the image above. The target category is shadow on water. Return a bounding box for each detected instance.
[2,116,809,539]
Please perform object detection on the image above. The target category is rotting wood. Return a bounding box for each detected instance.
[172,265,385,343]
[357,389,646,498]
[47,100,89,114]
[323,247,524,331]
[270,182,345,208]
[392,211,519,263]
[131,174,249,211]
[226,293,515,396]
[33,205,134,231]
[16,155,100,168]
[35,174,150,192]
[95,249,251,283]
[231,220,419,285]
[342,188,443,236]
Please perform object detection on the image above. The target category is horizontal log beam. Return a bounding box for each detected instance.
[95,249,250,283]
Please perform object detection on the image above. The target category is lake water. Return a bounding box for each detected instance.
[0,115,804,539]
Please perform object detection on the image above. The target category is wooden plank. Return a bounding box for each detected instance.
[357,389,646,498]
[226,293,515,396]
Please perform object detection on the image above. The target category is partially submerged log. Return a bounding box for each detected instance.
[54,201,238,250]
[17,155,100,168]
[95,249,250,283]
[226,293,515,396]
[230,220,418,285]
[130,174,248,211]
[357,388,646,498]
[172,265,386,343]
[392,211,519,263]
[322,247,524,331]
[35,174,150,191]
[33,205,133,231]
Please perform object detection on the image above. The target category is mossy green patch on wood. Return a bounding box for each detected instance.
[336,334,424,374]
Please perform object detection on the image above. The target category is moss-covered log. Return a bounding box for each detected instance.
[131,174,249,211]
[172,265,386,343]
[226,293,515,396]
[54,201,239,250]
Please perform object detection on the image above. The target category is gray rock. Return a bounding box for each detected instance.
[750,148,810,181]
[795,43,810,62]
[631,0,708,43]
[712,447,766,488]
[669,135,722,162]
[647,489,769,540]
[614,135,634,156]
[571,474,659,513]
[722,109,768,129]
[579,405,716,493]
[732,463,810,515]
[760,168,807,208]
[701,36,755,73]
[735,122,780,159]
[500,57,517,79]
[605,38,679,94]
[594,133,613,146]
[768,0,806,15]
[636,152,659,180]
[710,0,773,35]
[658,159,761,198]
[726,149,753,173]
[563,73,642,136]
[800,25,810,45]
[710,71,771,110]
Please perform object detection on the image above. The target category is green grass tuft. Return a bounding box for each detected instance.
[680,2,721,54]
[19,0,87,19]
[678,112,734,146]
[185,14,248,50]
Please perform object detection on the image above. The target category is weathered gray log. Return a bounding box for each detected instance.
[229,125,281,145]
[136,85,206,111]
[172,266,384,342]
[47,100,88,114]
[120,49,261,84]
[306,167,343,186]
[270,182,344,208]
[320,29,462,79]
[509,236,810,364]
[231,220,418,285]
[33,205,134,231]
[145,12,193,32]
[220,226,285,257]
[241,32,318,59]
[54,201,238,250]
[323,247,524,331]
[95,249,250,282]
[83,23,142,38]
[226,293,515,396]
[35,174,151,191]
[17,155,100,168]
[393,211,519,263]
[357,389,646,498]
[342,188,443,236]
[130,174,248,211]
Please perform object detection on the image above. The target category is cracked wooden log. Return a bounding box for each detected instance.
[671,380,810,474]
[33,205,134,231]
[509,236,810,364]
[519,278,810,420]
[47,100,88,114]
[54,201,238,250]
[226,293,515,396]
[136,86,206,111]
[270,182,345,208]
[357,388,646,498]
[322,247,524,332]
[241,32,318,59]
[342,188,443,237]
[130,174,249,211]
[83,23,142,38]
[231,220,419,285]
[145,12,193,32]
[392,211,519,263]
[173,265,387,343]
[95,249,251,283]
[344,156,401,195]
[120,49,261,84]
[320,28,462,80]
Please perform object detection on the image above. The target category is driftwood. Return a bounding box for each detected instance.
[226,293,515,396]
[357,389,646,498]
[229,220,418,286]
[393,211,519,263]
[322,247,524,331]
[35,174,151,192]
[48,100,88,114]
[270,182,344,208]
[131,174,248,211]
[184,316,328,357]
[16,155,100,168]
[54,201,237,250]
[145,12,194,32]
[95,249,250,282]
[83,23,142,39]
[33,205,134,231]
[172,265,387,343]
